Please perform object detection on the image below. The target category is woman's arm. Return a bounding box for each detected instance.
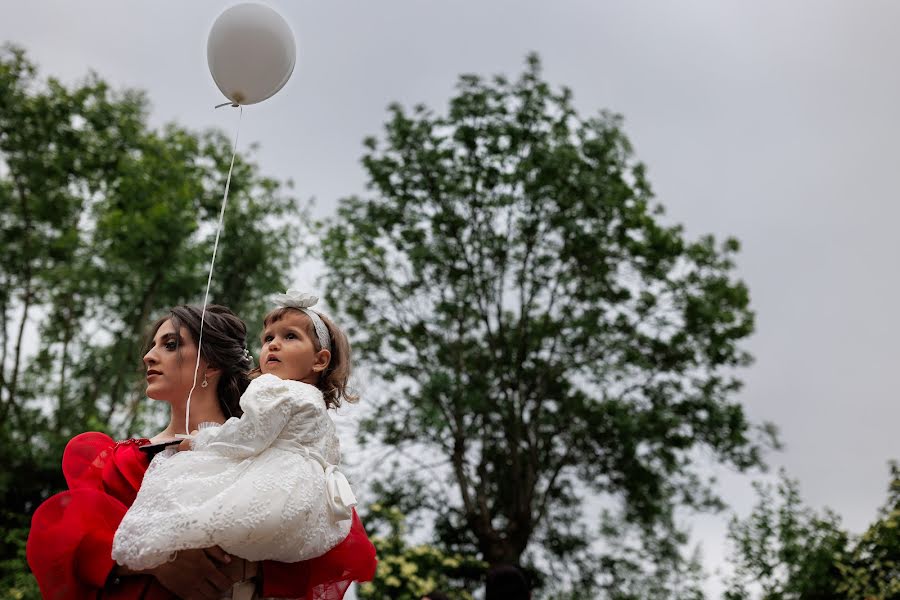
[113,548,240,600]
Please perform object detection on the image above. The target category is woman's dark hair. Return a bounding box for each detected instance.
[144,304,252,418]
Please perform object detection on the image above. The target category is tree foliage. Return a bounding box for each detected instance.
[318,54,774,590]
[0,45,301,596]
[588,509,707,600]
[725,464,899,600]
[836,462,900,599]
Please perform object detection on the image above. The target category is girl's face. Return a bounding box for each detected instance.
[143,319,207,402]
[260,311,330,383]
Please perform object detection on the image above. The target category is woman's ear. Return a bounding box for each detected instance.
[203,362,222,384]
[312,349,331,373]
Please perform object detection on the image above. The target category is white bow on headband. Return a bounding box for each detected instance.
[270,290,332,353]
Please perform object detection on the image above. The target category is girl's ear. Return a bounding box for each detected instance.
[312,349,331,373]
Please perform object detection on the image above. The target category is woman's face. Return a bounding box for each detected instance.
[143,319,206,402]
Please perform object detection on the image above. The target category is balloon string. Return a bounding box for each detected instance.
[184,104,243,436]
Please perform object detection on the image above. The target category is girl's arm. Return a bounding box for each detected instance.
[192,375,320,459]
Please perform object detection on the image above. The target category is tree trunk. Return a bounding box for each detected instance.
[5,177,34,419]
[0,276,9,402]
[56,317,71,431]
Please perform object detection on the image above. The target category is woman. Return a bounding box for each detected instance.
[27,305,376,600]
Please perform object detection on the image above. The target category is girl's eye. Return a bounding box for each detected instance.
[286,333,297,340]
[263,335,274,343]
[164,341,177,351]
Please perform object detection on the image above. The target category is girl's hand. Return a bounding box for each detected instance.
[129,546,241,600]
[177,430,200,452]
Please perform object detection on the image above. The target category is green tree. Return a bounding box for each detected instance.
[591,510,707,600]
[0,45,302,597]
[725,472,849,600]
[725,464,899,600]
[318,54,775,593]
[836,462,899,599]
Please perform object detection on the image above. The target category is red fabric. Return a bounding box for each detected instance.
[260,510,377,599]
[28,432,377,600]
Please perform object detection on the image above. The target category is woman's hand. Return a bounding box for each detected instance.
[144,546,241,599]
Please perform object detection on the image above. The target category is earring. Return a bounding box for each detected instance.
[201,373,209,388]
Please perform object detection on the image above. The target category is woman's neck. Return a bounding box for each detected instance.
[153,390,228,441]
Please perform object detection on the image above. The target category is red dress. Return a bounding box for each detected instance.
[27,432,376,600]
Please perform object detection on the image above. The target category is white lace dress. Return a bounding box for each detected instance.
[111,374,354,570]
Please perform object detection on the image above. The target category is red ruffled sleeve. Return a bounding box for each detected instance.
[26,433,170,600]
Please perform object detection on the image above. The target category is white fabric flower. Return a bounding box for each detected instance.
[268,290,332,352]
[271,290,318,309]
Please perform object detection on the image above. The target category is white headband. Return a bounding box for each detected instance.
[270,290,332,353]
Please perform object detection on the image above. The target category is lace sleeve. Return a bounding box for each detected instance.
[193,374,317,458]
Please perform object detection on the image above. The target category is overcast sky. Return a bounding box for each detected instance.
[4,0,899,595]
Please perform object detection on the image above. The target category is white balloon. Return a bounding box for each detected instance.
[207,3,296,106]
